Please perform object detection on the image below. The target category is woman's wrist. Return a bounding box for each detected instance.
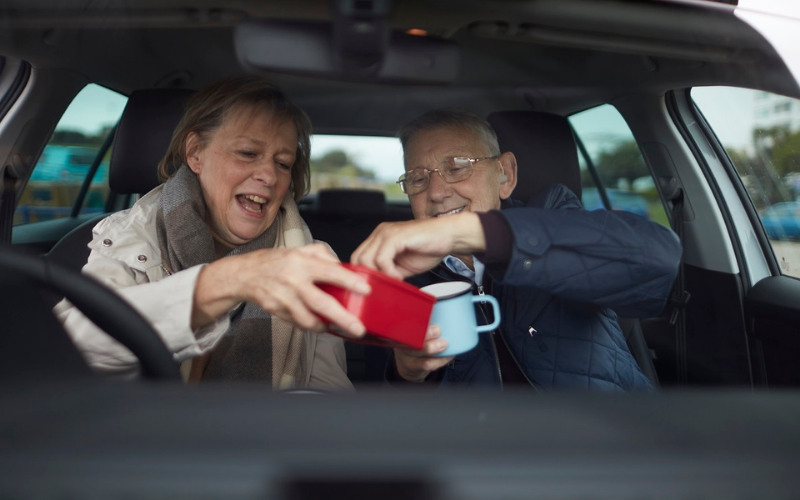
[190,258,242,330]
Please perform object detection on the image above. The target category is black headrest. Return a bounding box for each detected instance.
[487,111,581,202]
[109,88,195,195]
[314,189,386,218]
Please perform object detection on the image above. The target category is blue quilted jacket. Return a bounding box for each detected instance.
[406,184,681,392]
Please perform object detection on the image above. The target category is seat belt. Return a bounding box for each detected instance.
[1,166,18,245]
[667,185,691,385]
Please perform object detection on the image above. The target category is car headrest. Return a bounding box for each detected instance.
[314,189,386,218]
[487,110,581,202]
[109,88,195,195]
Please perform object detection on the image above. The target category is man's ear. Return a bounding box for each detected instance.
[498,151,518,200]
[185,132,203,174]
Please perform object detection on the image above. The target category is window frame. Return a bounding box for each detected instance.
[673,87,777,286]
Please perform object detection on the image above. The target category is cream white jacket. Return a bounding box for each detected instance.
[55,186,353,390]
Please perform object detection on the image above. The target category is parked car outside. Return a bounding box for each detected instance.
[581,187,650,219]
[761,201,800,240]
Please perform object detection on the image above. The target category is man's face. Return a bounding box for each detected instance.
[403,127,513,220]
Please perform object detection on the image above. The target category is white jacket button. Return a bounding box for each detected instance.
[137,255,147,263]
[102,239,112,247]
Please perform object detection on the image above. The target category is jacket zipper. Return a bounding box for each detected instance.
[477,284,504,390]
[484,276,541,391]
[430,267,505,387]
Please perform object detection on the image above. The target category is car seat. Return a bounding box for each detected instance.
[46,88,194,274]
[487,110,660,388]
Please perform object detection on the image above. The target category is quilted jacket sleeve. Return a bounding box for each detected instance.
[496,184,681,318]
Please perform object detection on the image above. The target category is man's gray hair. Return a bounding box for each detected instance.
[398,108,501,157]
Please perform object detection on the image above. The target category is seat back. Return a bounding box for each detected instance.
[487,110,659,388]
[302,189,388,263]
[487,110,582,202]
[46,89,194,274]
[109,88,195,195]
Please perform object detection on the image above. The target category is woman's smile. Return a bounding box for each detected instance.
[237,193,270,216]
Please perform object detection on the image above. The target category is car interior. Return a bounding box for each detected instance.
[2,0,800,496]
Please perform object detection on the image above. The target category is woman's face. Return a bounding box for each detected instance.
[186,107,297,247]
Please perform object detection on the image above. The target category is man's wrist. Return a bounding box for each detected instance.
[451,211,486,254]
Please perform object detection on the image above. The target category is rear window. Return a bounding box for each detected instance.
[309,135,406,202]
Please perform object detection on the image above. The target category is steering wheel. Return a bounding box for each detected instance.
[0,246,181,380]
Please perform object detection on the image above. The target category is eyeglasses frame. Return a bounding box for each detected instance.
[396,155,501,195]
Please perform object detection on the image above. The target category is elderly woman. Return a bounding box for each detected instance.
[56,76,369,390]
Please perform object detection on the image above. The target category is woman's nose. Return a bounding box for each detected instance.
[252,160,277,185]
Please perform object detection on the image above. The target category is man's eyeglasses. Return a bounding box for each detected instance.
[397,156,500,195]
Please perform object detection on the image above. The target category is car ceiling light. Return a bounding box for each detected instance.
[405,29,427,37]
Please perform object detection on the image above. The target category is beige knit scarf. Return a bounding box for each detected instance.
[156,165,311,389]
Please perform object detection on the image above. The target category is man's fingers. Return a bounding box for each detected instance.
[425,324,442,340]
[397,334,447,358]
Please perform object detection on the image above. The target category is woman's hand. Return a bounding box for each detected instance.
[191,243,371,337]
[393,325,454,382]
[351,212,485,280]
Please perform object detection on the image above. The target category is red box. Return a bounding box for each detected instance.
[318,264,435,350]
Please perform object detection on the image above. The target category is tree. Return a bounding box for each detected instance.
[770,130,800,178]
[594,140,648,188]
[310,149,375,179]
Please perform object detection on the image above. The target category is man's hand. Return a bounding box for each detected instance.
[394,325,454,382]
[351,211,485,279]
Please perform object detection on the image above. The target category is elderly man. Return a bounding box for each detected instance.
[352,108,681,391]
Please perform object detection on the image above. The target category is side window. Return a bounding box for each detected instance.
[569,104,670,227]
[692,87,800,279]
[13,84,127,226]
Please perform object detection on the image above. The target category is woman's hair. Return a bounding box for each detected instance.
[397,108,501,157]
[157,76,312,201]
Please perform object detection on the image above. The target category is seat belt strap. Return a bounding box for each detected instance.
[669,187,691,385]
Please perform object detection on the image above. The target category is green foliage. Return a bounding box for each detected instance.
[310,149,375,179]
[594,140,648,188]
[50,128,108,147]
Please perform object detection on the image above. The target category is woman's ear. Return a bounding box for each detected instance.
[185,132,203,174]
[498,151,518,200]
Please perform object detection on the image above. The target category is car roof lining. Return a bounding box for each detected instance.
[0,0,796,133]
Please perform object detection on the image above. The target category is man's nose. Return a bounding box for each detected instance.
[426,169,451,201]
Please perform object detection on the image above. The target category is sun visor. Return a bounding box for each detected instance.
[234,20,460,84]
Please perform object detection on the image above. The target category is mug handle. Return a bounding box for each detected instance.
[473,295,501,333]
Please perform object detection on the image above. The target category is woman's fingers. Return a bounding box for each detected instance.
[297,282,366,338]
[240,247,371,337]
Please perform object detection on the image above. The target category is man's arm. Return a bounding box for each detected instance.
[484,184,682,318]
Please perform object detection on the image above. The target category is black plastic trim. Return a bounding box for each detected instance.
[0,60,31,122]
[71,123,118,218]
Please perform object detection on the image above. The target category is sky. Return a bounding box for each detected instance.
[56,84,765,183]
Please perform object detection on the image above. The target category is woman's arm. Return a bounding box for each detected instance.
[56,256,230,377]
[191,243,371,337]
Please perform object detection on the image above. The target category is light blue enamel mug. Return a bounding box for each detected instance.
[420,281,501,357]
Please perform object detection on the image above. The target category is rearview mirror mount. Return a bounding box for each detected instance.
[234,19,460,84]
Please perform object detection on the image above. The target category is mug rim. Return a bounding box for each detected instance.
[420,281,472,301]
